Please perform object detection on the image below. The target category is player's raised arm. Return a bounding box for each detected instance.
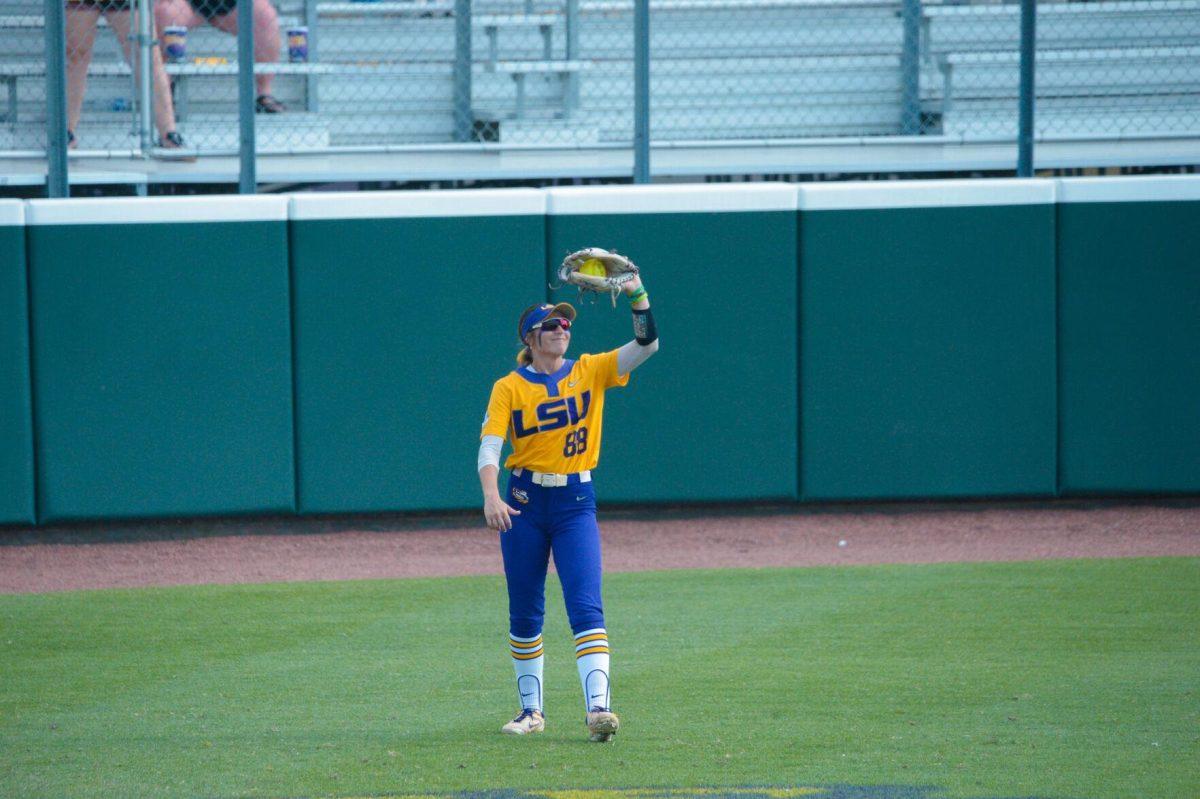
[616,275,658,376]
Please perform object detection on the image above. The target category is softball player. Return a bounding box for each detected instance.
[477,275,658,741]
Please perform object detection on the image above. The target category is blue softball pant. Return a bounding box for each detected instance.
[500,470,605,639]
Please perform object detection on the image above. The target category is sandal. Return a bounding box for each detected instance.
[255,94,286,114]
[67,129,77,150]
[156,130,196,162]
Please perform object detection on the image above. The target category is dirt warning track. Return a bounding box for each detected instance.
[1,501,1197,594]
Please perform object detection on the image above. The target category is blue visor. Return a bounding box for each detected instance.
[520,305,555,341]
[519,302,576,341]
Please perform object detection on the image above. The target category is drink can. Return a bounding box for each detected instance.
[163,26,188,63]
[287,27,309,63]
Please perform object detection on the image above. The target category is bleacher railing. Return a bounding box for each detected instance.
[13,0,1200,195]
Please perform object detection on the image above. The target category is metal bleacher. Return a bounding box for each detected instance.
[574,0,904,141]
[935,46,1200,138]
[0,3,54,152]
[2,0,1199,182]
[922,0,1200,139]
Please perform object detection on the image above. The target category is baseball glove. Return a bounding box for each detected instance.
[558,247,640,306]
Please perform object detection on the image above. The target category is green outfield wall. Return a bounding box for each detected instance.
[1056,177,1200,494]
[7,177,1199,526]
[798,181,1058,501]
[547,184,800,503]
[289,190,547,512]
[0,202,34,524]
[25,197,295,522]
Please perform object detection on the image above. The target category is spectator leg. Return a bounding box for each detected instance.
[210,0,282,99]
[65,5,102,140]
[251,0,282,98]
[152,0,206,126]
[109,9,179,141]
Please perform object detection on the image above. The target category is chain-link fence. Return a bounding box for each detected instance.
[1034,0,1200,139]
[254,0,634,150]
[921,0,1023,139]
[2,2,51,155]
[6,0,1200,191]
[923,0,1200,141]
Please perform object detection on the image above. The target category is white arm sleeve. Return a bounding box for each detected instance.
[477,434,503,472]
[616,337,660,376]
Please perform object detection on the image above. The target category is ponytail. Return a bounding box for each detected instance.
[515,303,540,367]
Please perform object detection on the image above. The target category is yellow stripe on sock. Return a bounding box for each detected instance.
[573,633,608,645]
[510,638,542,650]
[512,648,544,660]
[575,645,610,658]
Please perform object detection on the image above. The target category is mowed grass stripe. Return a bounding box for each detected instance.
[0,558,1196,799]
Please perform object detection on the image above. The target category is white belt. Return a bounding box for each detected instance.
[512,468,592,487]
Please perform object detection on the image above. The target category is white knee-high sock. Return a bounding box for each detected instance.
[509,632,544,712]
[574,628,611,711]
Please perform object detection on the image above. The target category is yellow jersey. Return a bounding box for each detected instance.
[481,349,629,473]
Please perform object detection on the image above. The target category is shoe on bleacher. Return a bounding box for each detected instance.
[156,131,196,162]
[255,94,286,114]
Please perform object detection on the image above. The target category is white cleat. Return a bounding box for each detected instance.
[501,708,545,735]
[586,707,619,742]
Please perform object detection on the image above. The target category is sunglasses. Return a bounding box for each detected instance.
[535,317,572,332]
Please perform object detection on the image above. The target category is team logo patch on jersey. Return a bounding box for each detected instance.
[512,488,530,504]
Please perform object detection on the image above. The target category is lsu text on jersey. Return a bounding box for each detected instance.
[482,349,628,474]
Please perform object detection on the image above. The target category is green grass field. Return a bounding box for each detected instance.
[1,558,1197,799]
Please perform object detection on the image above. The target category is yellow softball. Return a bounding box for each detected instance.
[579,258,607,277]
